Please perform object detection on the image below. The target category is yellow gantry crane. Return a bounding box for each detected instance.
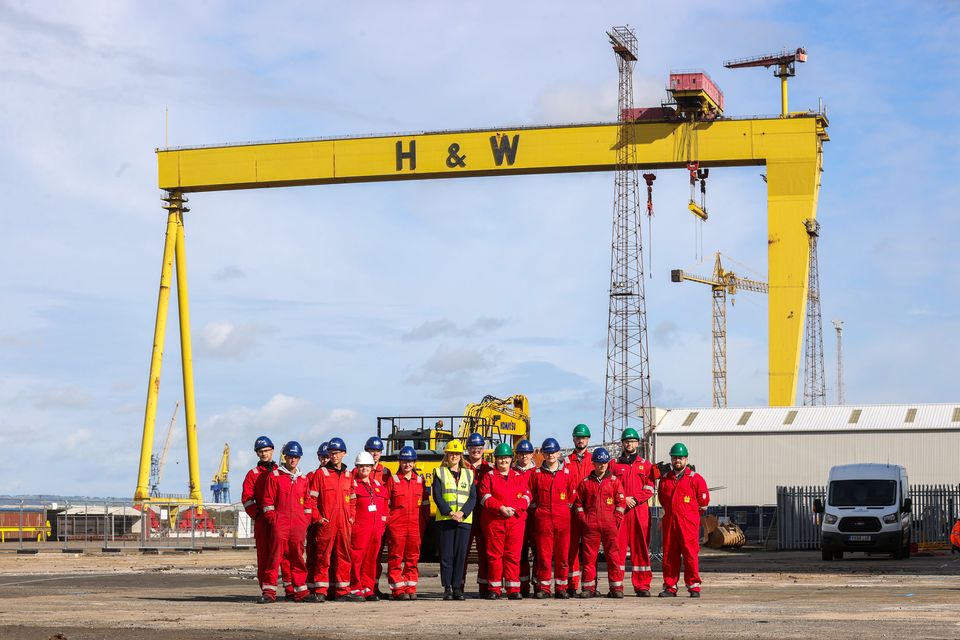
[672,253,768,408]
[133,32,827,506]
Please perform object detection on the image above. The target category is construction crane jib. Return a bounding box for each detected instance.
[139,41,828,506]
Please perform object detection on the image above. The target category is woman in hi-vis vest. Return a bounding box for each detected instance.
[432,439,476,601]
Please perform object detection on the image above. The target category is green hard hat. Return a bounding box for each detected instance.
[572,423,591,437]
[493,443,513,458]
[621,427,641,441]
[669,442,689,457]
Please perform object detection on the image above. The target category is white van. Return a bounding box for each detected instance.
[813,463,912,560]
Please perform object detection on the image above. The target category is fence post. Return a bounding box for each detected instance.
[18,500,24,551]
[233,504,239,548]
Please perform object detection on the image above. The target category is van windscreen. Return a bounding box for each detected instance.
[828,480,897,507]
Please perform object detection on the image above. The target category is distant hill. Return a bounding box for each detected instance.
[0,495,130,507]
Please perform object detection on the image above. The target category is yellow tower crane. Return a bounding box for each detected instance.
[672,253,768,408]
[724,48,807,117]
[210,443,230,503]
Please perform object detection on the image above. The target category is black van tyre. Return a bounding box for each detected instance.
[893,542,904,560]
[833,551,843,560]
[821,548,832,561]
[902,535,911,560]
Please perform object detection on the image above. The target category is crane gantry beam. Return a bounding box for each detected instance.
[139,113,827,504]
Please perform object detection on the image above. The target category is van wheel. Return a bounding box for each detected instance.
[893,544,904,560]
[902,535,911,560]
[833,551,843,560]
[821,548,832,561]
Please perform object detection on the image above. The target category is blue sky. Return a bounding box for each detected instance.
[1,1,957,498]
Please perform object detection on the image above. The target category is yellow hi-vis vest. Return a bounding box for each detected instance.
[434,465,474,524]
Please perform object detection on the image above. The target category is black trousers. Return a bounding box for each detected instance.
[437,520,471,588]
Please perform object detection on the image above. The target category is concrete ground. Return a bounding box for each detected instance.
[0,547,958,639]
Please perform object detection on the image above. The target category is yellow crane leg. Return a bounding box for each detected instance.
[134,209,180,502]
[781,75,789,117]
[766,158,819,405]
[174,211,203,507]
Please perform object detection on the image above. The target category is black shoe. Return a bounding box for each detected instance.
[508,592,522,600]
[658,589,677,598]
[533,591,547,599]
[342,594,365,602]
[304,594,319,603]
[567,588,577,597]
[485,591,499,600]
[256,595,276,604]
[638,590,651,597]
[365,595,380,602]
[608,590,624,599]
[443,588,453,601]
[579,590,595,599]
[689,590,700,598]
[453,589,465,601]
[554,591,569,600]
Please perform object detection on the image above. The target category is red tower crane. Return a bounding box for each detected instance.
[724,48,807,117]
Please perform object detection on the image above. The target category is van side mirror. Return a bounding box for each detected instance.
[812,498,824,514]
[901,498,912,513]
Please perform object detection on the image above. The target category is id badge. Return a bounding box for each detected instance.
[368,504,377,512]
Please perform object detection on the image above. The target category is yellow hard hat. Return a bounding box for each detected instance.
[444,439,464,454]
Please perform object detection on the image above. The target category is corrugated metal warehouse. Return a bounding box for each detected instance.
[650,404,960,505]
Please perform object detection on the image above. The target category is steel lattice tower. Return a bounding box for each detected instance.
[603,26,652,447]
[802,219,827,406]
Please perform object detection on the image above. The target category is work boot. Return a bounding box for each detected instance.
[453,589,465,601]
[533,590,548,599]
[579,590,595,599]
[443,587,453,601]
[485,591,500,600]
[342,593,365,602]
[567,588,577,598]
[314,593,326,602]
[365,595,380,602]
[408,592,418,601]
[689,590,701,598]
[554,591,569,600]
[637,590,651,597]
[256,595,276,604]
[608,590,624,599]
[508,592,522,600]
[392,593,408,601]
[303,594,319,603]
[658,589,677,598]
[284,593,295,602]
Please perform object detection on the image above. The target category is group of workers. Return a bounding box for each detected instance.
[240,424,710,604]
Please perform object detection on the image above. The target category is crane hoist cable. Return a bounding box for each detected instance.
[642,172,657,276]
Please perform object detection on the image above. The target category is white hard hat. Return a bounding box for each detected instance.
[355,451,375,466]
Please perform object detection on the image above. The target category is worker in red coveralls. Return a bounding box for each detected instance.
[612,427,657,596]
[575,446,626,599]
[241,435,278,603]
[950,519,960,553]
[307,437,354,601]
[344,451,389,601]
[462,431,493,594]
[385,445,430,600]
[658,442,710,598]
[512,439,537,596]
[479,443,531,600]
[529,437,577,599]
[565,423,593,595]
[360,436,391,596]
[304,442,328,599]
[260,441,311,603]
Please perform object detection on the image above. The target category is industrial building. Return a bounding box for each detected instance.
[650,403,960,505]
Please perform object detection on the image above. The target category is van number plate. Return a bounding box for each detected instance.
[848,535,872,542]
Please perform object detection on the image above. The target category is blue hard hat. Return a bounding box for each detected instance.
[398,446,417,462]
[592,447,611,463]
[317,442,329,456]
[254,435,274,451]
[327,437,347,453]
[282,441,303,457]
[541,437,561,453]
[516,439,534,454]
[364,436,384,452]
[466,432,485,448]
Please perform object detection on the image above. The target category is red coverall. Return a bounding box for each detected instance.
[354,463,392,593]
[565,450,592,591]
[261,466,311,601]
[611,453,657,592]
[309,464,356,597]
[513,463,536,595]
[348,477,389,598]
[658,467,710,593]
[479,469,531,596]
[385,472,429,596]
[575,471,626,594]
[464,458,493,592]
[529,464,577,594]
[241,461,277,597]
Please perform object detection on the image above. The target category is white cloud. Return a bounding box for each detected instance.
[197,321,266,359]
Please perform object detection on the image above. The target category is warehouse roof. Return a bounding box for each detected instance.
[653,403,960,434]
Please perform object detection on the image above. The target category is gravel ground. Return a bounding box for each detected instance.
[0,548,957,639]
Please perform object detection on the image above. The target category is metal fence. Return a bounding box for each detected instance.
[0,500,254,553]
[776,484,960,550]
